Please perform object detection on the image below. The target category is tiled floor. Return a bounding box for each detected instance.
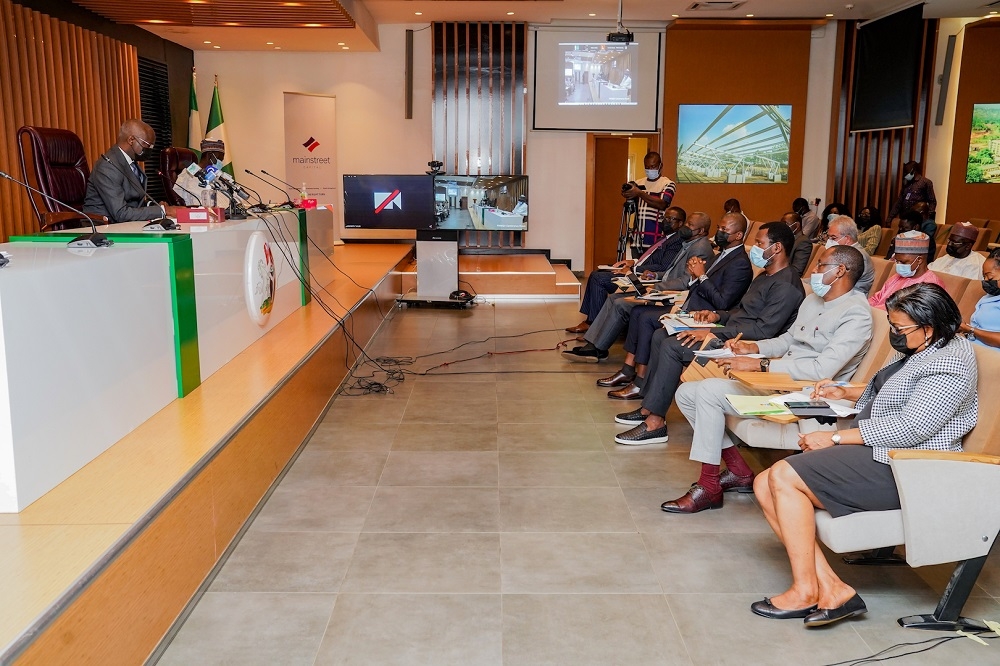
[159,300,1000,665]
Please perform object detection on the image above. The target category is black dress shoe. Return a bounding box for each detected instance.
[803,594,868,627]
[661,484,723,513]
[614,423,668,445]
[750,598,818,620]
[614,408,646,426]
[597,370,634,388]
[608,383,643,400]
[561,347,608,363]
[720,469,755,494]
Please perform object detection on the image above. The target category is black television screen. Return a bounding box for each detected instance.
[343,174,436,229]
[432,175,528,231]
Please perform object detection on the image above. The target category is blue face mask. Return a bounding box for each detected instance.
[810,269,835,297]
[645,168,660,180]
[827,213,837,222]
[749,243,774,269]
[895,260,917,278]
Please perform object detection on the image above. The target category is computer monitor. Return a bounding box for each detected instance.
[342,174,436,229]
[432,175,528,231]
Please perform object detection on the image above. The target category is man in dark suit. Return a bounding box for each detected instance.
[783,212,815,277]
[566,207,688,334]
[83,119,177,223]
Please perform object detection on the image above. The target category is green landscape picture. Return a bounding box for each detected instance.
[967,103,1000,184]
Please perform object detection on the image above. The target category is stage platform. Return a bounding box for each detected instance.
[0,244,412,664]
[400,253,581,298]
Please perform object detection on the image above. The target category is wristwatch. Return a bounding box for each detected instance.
[759,358,770,372]
[697,274,708,282]
[831,431,842,445]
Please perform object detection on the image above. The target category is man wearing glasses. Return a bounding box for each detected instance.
[84,119,178,222]
[928,221,985,280]
[821,216,875,296]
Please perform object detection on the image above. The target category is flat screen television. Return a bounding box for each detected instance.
[342,174,436,229]
[432,175,528,231]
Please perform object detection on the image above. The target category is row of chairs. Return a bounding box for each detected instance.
[875,218,995,256]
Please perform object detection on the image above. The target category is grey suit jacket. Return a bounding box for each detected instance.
[83,147,163,222]
[655,235,716,291]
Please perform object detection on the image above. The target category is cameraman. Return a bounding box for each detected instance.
[624,151,677,253]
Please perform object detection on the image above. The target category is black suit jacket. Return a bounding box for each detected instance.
[683,246,753,312]
[83,147,163,222]
[636,232,683,275]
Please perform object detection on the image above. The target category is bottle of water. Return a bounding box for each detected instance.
[200,186,217,209]
[300,182,308,202]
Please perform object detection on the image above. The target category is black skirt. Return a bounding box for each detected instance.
[784,445,899,518]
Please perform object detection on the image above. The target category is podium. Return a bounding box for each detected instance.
[398,229,470,307]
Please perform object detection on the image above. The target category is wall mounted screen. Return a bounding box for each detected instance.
[676,104,792,184]
[432,175,529,231]
[533,28,662,131]
[967,103,1000,184]
[343,175,436,229]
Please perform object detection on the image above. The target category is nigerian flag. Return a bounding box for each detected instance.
[205,75,234,176]
[188,69,203,158]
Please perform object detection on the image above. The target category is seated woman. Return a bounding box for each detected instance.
[818,202,850,240]
[751,283,978,628]
[960,252,1000,349]
[855,205,883,256]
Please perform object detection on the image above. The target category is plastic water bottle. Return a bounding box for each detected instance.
[300,182,308,202]
[200,186,216,208]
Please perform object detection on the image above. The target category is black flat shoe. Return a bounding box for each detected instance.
[803,594,868,627]
[750,598,818,620]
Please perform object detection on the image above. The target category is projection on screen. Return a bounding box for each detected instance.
[432,175,529,231]
[559,43,637,107]
[967,104,1000,184]
[676,105,792,184]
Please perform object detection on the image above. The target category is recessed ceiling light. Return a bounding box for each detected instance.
[225,22,240,26]
[342,46,349,50]
[589,13,596,17]
[213,45,220,49]
[507,11,514,15]
[826,13,834,17]
[275,46,281,50]
[266,41,273,45]
[746,13,754,17]
[304,23,322,27]
[991,10,998,14]
[337,42,345,45]
[671,14,679,18]
[414,11,422,15]
[203,40,211,44]
[147,19,167,24]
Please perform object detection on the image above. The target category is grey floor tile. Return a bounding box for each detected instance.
[379,451,499,486]
[281,450,388,488]
[341,532,501,593]
[392,423,498,451]
[500,487,636,532]
[495,376,589,401]
[364,486,500,532]
[210,531,358,593]
[608,451,703,488]
[502,594,692,665]
[623,487,770,535]
[498,398,595,423]
[307,422,398,452]
[499,452,618,487]
[159,592,335,666]
[501,532,660,593]
[666,592,872,666]
[407,380,497,401]
[498,422,604,452]
[324,399,408,425]
[315,594,502,666]
[250,485,376,533]
[401,396,498,423]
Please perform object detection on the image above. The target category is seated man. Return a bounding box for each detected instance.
[661,245,873,513]
[793,197,820,241]
[595,213,753,377]
[566,206,687,334]
[562,213,714,363]
[869,230,944,310]
[928,221,985,279]
[886,210,936,265]
[783,212,814,276]
[173,138,231,208]
[612,222,806,444]
[83,118,177,222]
[822,216,875,295]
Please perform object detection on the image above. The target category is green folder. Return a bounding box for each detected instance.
[726,395,792,416]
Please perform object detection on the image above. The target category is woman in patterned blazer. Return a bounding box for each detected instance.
[749,283,978,628]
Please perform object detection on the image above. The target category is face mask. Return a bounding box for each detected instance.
[904,173,915,182]
[825,238,839,249]
[857,215,870,227]
[889,330,916,355]
[827,213,837,222]
[714,230,730,247]
[946,243,969,258]
[895,260,917,278]
[749,244,774,269]
[810,270,834,298]
[678,226,693,241]
[983,279,1000,297]
[645,168,660,180]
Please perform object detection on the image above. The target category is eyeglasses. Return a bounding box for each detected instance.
[827,234,844,243]
[132,135,153,149]
[888,321,921,335]
[816,263,842,270]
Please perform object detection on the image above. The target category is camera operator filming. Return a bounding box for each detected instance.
[619,151,677,258]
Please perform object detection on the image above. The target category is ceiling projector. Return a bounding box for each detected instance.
[607,30,634,43]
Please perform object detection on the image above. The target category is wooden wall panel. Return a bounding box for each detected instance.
[830,18,937,222]
[0,0,140,241]
[432,22,527,250]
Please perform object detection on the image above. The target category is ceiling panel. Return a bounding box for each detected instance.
[71,0,356,29]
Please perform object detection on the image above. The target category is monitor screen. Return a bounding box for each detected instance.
[432,175,528,231]
[342,174,436,229]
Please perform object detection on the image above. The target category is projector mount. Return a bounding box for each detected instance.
[607,0,634,43]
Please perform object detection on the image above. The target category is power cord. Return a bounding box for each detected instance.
[821,630,999,666]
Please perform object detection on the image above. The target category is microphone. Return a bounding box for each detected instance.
[260,169,300,193]
[159,170,221,223]
[100,154,178,231]
[216,171,252,202]
[245,169,295,207]
[0,169,112,248]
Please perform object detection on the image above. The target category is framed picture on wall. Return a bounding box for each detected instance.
[676,104,792,184]
[966,104,1000,184]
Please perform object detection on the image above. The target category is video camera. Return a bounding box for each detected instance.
[622,181,646,213]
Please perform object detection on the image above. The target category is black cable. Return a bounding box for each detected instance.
[822,631,998,666]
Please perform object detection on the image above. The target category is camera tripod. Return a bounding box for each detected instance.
[615,198,663,262]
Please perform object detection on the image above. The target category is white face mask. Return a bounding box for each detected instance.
[645,168,660,181]
[825,238,839,249]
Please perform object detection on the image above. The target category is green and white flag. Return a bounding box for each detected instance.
[205,75,233,176]
[188,68,202,159]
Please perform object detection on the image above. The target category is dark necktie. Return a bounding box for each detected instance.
[130,161,145,186]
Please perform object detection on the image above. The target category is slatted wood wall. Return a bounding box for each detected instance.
[829,18,938,222]
[432,22,527,249]
[0,0,140,240]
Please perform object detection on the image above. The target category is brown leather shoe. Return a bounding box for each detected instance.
[608,383,643,400]
[565,321,590,333]
[597,371,634,388]
[720,469,755,494]
[661,484,723,513]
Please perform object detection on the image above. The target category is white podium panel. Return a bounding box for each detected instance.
[0,243,176,512]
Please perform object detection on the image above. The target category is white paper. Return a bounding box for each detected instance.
[770,392,860,417]
[693,348,763,359]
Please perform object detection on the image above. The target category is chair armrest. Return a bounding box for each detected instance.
[890,455,1000,567]
[729,371,811,392]
[40,211,108,232]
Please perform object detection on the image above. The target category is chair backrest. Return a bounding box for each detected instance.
[963,344,1000,455]
[968,217,989,228]
[869,256,895,293]
[957,280,986,322]
[159,147,198,206]
[984,219,1000,240]
[974,226,992,252]
[875,220,899,256]
[16,126,90,225]
[932,271,972,304]
[934,224,952,245]
[850,306,893,384]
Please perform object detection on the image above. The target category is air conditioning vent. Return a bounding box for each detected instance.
[687,1,748,10]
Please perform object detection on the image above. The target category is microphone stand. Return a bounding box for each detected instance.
[260,169,303,203]
[213,180,246,220]
[99,154,179,230]
[0,169,112,248]
[244,170,295,208]
[159,170,221,223]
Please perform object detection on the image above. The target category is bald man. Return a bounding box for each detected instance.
[84,119,178,223]
[928,221,986,279]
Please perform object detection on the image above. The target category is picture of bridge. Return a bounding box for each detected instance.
[676,104,792,184]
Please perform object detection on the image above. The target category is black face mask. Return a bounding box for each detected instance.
[889,330,928,355]
[678,226,693,241]
[714,230,730,247]
[857,215,870,227]
[983,279,1000,297]
[946,243,971,259]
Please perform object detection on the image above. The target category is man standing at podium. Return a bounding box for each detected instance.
[84,119,177,222]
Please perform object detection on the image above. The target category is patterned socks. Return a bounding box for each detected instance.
[697,464,722,495]
[721,446,754,479]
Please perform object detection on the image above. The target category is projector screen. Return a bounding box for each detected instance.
[533,28,663,132]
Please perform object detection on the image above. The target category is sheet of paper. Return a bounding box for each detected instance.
[692,348,763,359]
[726,395,793,416]
[770,392,860,417]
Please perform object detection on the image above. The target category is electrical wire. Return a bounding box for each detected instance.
[821,631,998,666]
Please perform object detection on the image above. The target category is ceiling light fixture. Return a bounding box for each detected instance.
[337,42,345,45]
[275,47,281,50]
[304,23,322,27]
[589,13,596,17]
[415,11,422,15]
[203,40,211,44]
[507,11,514,15]
[213,45,220,49]
[266,42,273,45]
[746,13,754,17]
[826,13,834,17]
[671,14,679,18]
[342,46,349,50]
